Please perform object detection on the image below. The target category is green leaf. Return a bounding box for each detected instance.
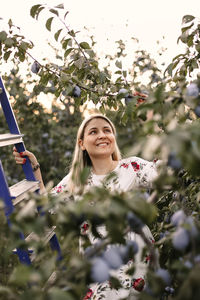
[3,51,11,61]
[85,49,95,58]
[115,70,122,75]
[115,60,122,69]
[181,23,194,33]
[60,72,70,83]
[30,4,43,18]
[74,57,84,69]
[0,286,14,298]
[64,48,73,57]
[18,51,25,62]
[172,53,184,61]
[187,34,194,47]
[99,105,106,114]
[195,43,200,52]
[46,17,54,31]
[8,19,13,28]
[54,29,62,41]
[79,167,90,184]
[0,31,7,42]
[121,113,128,125]
[50,9,59,16]
[192,60,198,69]
[172,60,179,71]
[164,63,173,76]
[62,38,72,49]
[19,41,28,51]
[36,6,45,19]
[9,265,32,285]
[4,38,14,47]
[99,72,107,84]
[182,15,195,24]
[79,42,90,49]
[123,70,127,78]
[55,4,64,9]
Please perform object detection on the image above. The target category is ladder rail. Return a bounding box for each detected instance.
[0,76,20,134]
[0,75,62,265]
[0,160,14,217]
[0,76,35,181]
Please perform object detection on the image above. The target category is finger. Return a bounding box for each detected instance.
[13,150,21,158]
[15,157,27,164]
[20,150,31,157]
[22,150,37,163]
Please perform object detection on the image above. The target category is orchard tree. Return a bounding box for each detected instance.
[0,3,200,300]
[0,66,82,186]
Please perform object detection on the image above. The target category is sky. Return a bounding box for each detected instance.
[1,0,200,70]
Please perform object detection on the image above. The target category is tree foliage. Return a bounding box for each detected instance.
[0,4,200,299]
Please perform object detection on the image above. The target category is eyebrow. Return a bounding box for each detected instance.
[88,126,111,131]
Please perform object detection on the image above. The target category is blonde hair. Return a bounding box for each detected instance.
[67,114,121,194]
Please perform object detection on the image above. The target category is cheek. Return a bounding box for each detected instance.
[83,136,94,148]
[110,135,116,144]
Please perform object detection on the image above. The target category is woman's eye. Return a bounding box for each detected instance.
[90,130,96,134]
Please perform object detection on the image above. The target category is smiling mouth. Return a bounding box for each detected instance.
[96,142,109,147]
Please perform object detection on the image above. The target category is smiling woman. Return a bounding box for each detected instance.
[13,113,161,299]
[78,118,118,174]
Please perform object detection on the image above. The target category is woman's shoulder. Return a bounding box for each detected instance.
[118,156,160,175]
[119,156,151,167]
[117,156,161,188]
[51,173,70,194]
[120,156,160,165]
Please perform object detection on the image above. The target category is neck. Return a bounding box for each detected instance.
[91,157,118,175]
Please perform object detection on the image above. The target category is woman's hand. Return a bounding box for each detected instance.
[13,147,45,193]
[13,147,39,168]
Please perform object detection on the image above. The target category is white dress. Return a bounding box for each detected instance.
[52,156,160,299]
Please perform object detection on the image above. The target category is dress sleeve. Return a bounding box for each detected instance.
[131,157,162,188]
[51,174,70,195]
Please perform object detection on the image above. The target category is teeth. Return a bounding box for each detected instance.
[97,143,108,146]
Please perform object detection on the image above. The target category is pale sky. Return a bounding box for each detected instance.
[1,0,200,71]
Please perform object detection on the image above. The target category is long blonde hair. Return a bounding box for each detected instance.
[67,114,121,194]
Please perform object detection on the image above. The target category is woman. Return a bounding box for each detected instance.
[13,113,160,299]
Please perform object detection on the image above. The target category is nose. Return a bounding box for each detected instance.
[97,130,106,139]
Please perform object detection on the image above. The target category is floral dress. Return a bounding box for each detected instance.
[52,156,160,299]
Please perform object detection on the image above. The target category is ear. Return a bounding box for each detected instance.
[78,139,85,150]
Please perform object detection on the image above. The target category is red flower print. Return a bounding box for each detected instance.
[120,163,129,169]
[149,237,155,244]
[132,277,145,291]
[53,185,63,193]
[153,158,158,163]
[83,288,93,299]
[80,222,90,235]
[131,162,140,171]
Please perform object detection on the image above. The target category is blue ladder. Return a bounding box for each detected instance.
[0,75,62,265]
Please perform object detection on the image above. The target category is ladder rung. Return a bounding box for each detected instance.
[25,226,56,245]
[10,179,40,205]
[0,133,24,147]
[43,271,57,290]
[13,227,56,261]
[13,227,57,262]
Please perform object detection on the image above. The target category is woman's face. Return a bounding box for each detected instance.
[79,118,116,160]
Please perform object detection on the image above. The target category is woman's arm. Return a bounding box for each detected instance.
[13,147,46,194]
